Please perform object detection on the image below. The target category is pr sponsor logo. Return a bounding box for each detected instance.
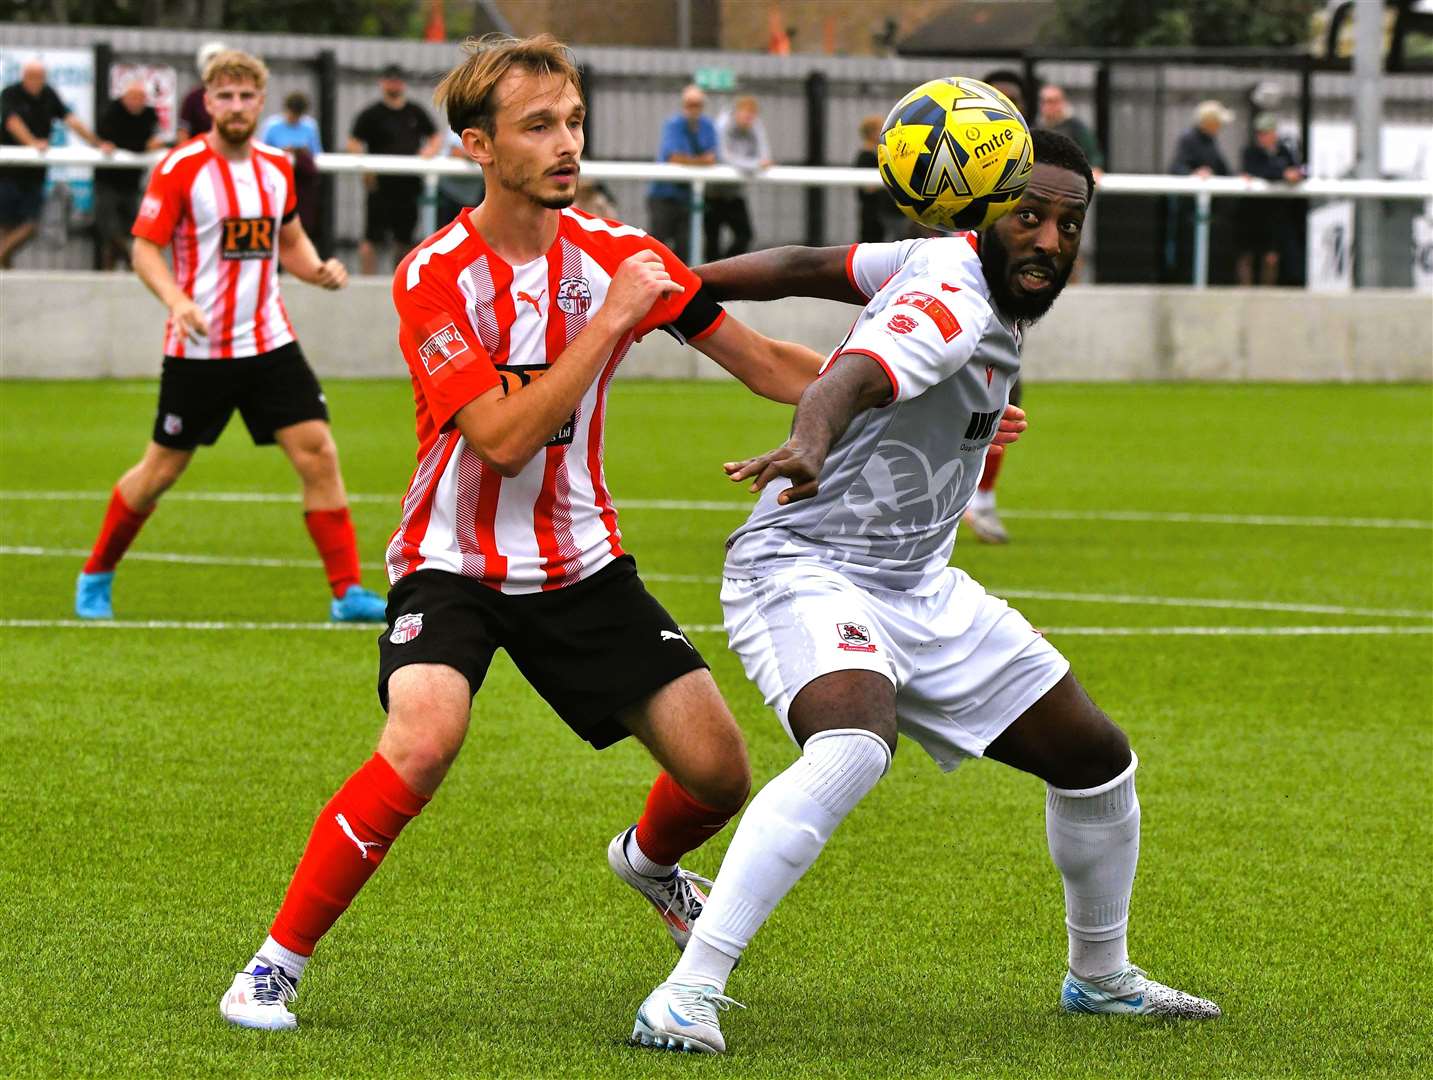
[220,216,276,260]
[418,323,470,375]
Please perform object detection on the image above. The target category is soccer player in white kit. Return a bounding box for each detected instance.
[630,130,1221,1054]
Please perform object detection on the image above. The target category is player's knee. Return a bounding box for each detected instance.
[1054,715,1131,790]
[679,750,751,815]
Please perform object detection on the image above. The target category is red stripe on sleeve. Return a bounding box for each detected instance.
[829,348,900,404]
[845,243,868,299]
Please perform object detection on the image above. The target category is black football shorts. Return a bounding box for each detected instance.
[152,341,329,450]
[376,556,709,749]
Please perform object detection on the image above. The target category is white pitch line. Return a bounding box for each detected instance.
[0,619,1428,637]
[1,490,1429,531]
[3,545,1428,620]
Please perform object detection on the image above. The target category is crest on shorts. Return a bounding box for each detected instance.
[556,277,592,316]
[836,622,877,653]
[389,613,423,645]
[162,413,183,436]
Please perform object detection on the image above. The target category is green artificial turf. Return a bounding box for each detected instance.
[1,378,1429,1078]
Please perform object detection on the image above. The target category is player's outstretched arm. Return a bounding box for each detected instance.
[131,236,208,342]
[278,218,347,290]
[696,245,863,304]
[452,250,680,478]
[691,315,824,404]
[724,352,891,505]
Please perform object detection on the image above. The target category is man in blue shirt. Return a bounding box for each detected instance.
[647,84,715,263]
[259,91,323,157]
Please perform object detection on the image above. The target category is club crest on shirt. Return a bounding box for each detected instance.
[139,194,163,220]
[389,613,423,645]
[556,277,592,316]
[162,412,183,436]
[886,313,918,335]
[836,622,877,652]
[418,322,471,375]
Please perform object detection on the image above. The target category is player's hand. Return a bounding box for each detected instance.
[313,258,347,290]
[600,250,683,333]
[169,297,209,342]
[992,404,1027,446]
[723,442,823,505]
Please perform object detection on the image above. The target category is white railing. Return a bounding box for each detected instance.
[3,145,1430,285]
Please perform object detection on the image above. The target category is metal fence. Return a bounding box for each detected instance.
[3,22,1431,283]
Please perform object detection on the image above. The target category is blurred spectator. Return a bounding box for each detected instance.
[94,78,163,271]
[1236,114,1303,286]
[260,92,324,238]
[0,59,111,269]
[707,95,771,259]
[1170,100,1232,178]
[435,127,484,228]
[981,68,1027,118]
[1037,83,1104,178]
[347,64,441,275]
[854,113,901,243]
[176,41,227,141]
[648,83,716,262]
[574,180,617,219]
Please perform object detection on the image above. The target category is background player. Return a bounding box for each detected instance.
[74,50,387,623]
[219,34,825,1031]
[631,130,1220,1054]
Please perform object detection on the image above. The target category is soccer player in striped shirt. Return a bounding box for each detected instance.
[74,50,387,623]
[219,35,825,1030]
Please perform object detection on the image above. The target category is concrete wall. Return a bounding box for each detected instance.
[2,272,1429,382]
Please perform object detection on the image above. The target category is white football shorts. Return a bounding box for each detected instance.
[721,561,1070,771]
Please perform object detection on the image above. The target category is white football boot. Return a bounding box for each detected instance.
[607,826,712,951]
[962,504,1010,544]
[631,980,744,1054]
[219,963,300,1030]
[1061,965,1221,1019]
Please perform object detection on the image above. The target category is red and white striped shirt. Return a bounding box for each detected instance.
[386,206,724,593]
[132,136,298,359]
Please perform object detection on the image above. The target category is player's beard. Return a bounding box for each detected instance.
[215,114,257,147]
[493,157,577,211]
[979,226,1073,324]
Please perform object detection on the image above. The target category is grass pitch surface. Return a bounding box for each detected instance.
[1,378,1430,1079]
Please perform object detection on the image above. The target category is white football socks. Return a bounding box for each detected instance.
[253,934,309,981]
[672,728,891,992]
[1045,752,1140,981]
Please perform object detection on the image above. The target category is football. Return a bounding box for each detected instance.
[876,76,1033,231]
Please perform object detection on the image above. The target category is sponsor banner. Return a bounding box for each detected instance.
[1307,200,1353,293]
[109,62,178,142]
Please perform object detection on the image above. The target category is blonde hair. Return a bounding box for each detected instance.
[434,33,583,136]
[203,49,268,91]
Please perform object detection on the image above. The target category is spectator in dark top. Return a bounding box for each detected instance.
[347,64,442,275]
[260,92,324,239]
[1,59,110,269]
[854,113,900,244]
[981,68,1027,119]
[176,41,227,141]
[1037,83,1104,177]
[707,95,771,259]
[648,83,716,263]
[1236,114,1303,286]
[1170,100,1232,177]
[95,78,164,270]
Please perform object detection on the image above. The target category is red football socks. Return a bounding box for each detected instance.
[634,772,733,867]
[269,753,429,956]
[977,443,1005,492]
[82,487,152,574]
[304,506,362,597]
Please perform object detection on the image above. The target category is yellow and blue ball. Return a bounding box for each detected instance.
[876,76,1033,231]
